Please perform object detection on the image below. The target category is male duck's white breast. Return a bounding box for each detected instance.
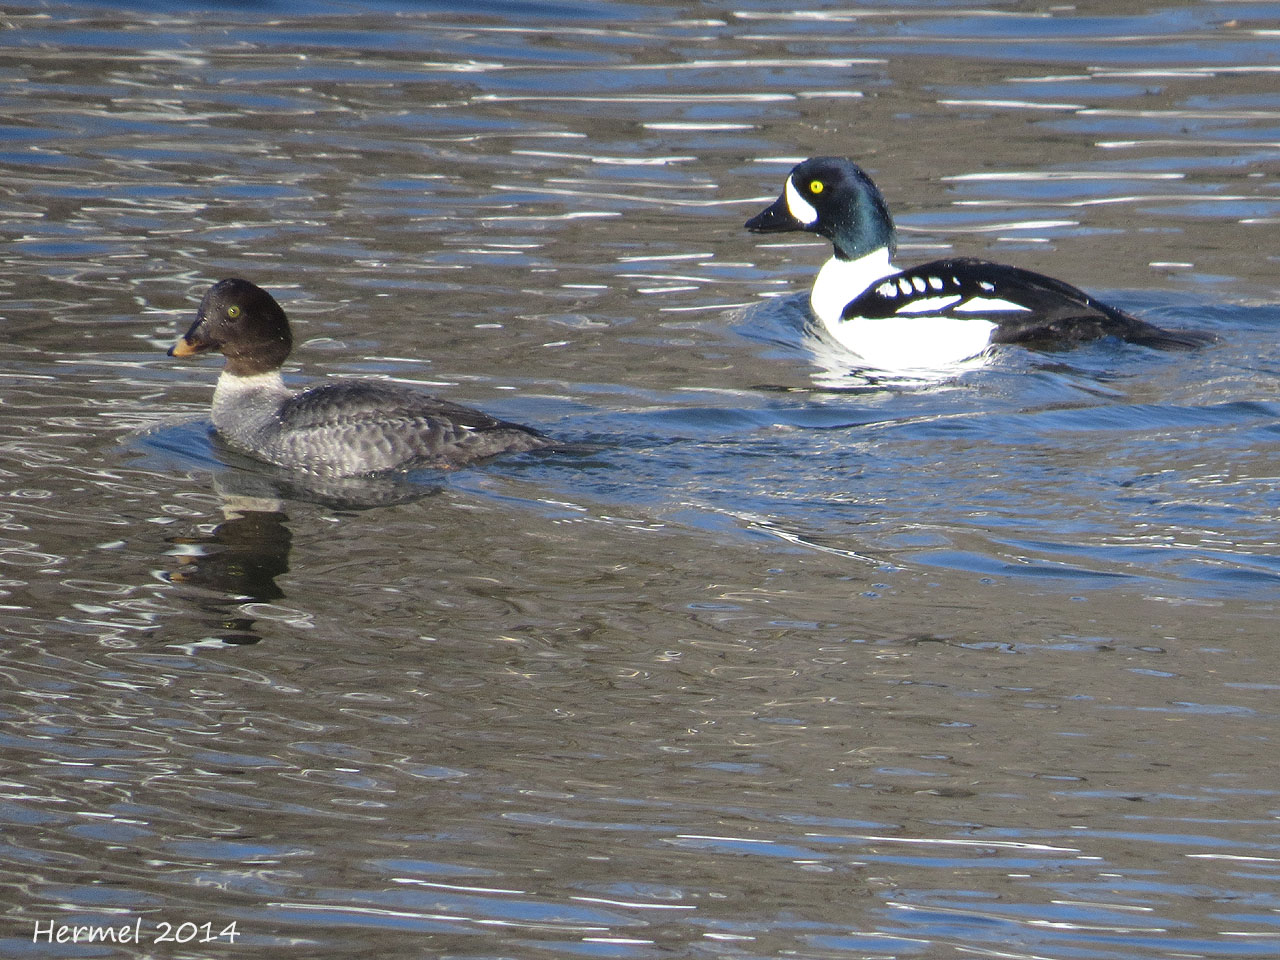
[829,314,997,371]
[808,252,998,371]
[808,249,897,330]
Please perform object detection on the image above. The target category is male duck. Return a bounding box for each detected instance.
[746,156,1207,371]
[168,278,553,477]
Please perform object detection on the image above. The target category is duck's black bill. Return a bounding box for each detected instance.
[745,194,805,233]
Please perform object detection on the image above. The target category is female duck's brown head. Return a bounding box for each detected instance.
[169,278,293,376]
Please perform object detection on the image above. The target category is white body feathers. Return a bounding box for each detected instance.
[809,251,1010,371]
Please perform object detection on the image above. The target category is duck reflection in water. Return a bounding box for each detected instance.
[162,469,443,645]
[164,489,293,646]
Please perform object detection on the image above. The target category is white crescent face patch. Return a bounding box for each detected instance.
[785,175,819,227]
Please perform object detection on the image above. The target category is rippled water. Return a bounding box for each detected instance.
[3,2,1280,958]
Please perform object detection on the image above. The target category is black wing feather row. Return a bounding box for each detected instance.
[842,258,1210,350]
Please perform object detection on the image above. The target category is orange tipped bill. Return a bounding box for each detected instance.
[168,336,201,358]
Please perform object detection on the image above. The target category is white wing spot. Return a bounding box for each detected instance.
[954,296,1031,313]
[911,276,927,293]
[979,280,996,292]
[894,295,963,315]
[928,276,944,291]
[897,278,913,295]
[876,281,898,297]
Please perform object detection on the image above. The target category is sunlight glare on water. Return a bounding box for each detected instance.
[1,1,1280,958]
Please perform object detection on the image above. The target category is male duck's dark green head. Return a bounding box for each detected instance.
[745,156,897,261]
[168,278,293,377]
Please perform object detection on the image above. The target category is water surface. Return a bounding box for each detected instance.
[2,2,1280,958]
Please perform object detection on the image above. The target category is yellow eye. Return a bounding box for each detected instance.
[226,305,241,319]
[809,180,824,194]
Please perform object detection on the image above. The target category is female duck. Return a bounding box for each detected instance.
[746,157,1208,371]
[168,279,552,477]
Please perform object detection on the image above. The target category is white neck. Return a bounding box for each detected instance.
[213,368,286,398]
[210,369,288,432]
[810,247,896,328]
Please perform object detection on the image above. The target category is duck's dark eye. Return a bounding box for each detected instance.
[809,180,825,194]
[226,305,242,319]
